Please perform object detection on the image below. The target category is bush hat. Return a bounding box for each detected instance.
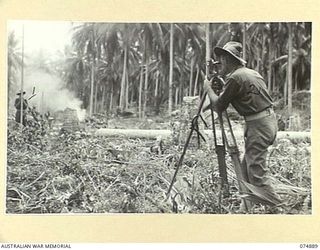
[214,41,247,65]
[16,91,26,95]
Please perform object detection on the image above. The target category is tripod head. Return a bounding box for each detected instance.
[206,58,225,95]
[206,58,220,77]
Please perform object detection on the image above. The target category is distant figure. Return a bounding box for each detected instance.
[44,111,54,129]
[30,106,40,121]
[14,91,28,126]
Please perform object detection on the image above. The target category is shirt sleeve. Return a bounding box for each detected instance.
[216,78,241,112]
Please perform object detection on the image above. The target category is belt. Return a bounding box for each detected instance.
[244,107,274,122]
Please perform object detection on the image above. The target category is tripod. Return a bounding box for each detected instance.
[166,77,252,212]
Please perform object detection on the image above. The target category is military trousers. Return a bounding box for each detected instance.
[241,112,278,193]
[15,110,27,126]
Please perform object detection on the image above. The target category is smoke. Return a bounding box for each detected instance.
[24,69,86,121]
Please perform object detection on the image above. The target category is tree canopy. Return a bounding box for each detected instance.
[8,22,311,117]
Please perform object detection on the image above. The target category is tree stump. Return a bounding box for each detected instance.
[60,108,80,134]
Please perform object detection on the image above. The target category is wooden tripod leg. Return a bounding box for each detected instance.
[210,107,229,196]
[220,111,251,212]
[166,93,207,199]
[215,145,229,195]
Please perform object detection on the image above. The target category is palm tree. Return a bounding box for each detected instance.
[139,24,154,118]
[173,23,199,104]
[146,23,170,115]
[7,31,22,108]
[134,23,166,117]
[64,21,311,119]
[206,23,211,76]
[63,50,91,108]
[272,23,311,97]
[185,24,205,96]
[113,24,141,112]
[287,22,293,113]
[168,23,174,115]
[96,23,121,113]
[72,23,98,116]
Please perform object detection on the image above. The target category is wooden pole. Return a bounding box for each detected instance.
[19,24,25,127]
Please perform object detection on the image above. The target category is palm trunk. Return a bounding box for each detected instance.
[242,22,246,61]
[284,75,288,106]
[261,32,266,79]
[272,67,276,93]
[256,59,260,72]
[130,81,134,107]
[287,22,293,114]
[139,66,143,119]
[155,70,159,106]
[193,65,199,96]
[180,80,183,104]
[175,87,179,107]
[168,23,174,115]
[94,81,98,114]
[119,47,128,111]
[109,83,113,112]
[189,58,194,96]
[125,70,129,109]
[143,61,149,118]
[206,24,211,77]
[89,61,95,116]
[267,38,272,92]
[101,84,106,113]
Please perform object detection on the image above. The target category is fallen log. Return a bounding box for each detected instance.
[95,129,310,142]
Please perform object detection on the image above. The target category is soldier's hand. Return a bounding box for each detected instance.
[203,78,212,93]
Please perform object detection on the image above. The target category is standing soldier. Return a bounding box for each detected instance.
[203,41,280,211]
[14,91,28,126]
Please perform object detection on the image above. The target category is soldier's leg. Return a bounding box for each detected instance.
[244,115,278,194]
[15,111,20,123]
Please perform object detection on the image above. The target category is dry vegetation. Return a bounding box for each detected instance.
[6,114,311,214]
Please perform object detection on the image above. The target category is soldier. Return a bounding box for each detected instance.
[14,91,28,126]
[203,41,280,211]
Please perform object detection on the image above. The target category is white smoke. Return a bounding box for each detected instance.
[24,69,87,121]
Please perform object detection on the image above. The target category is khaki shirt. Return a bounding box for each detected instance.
[216,66,273,116]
